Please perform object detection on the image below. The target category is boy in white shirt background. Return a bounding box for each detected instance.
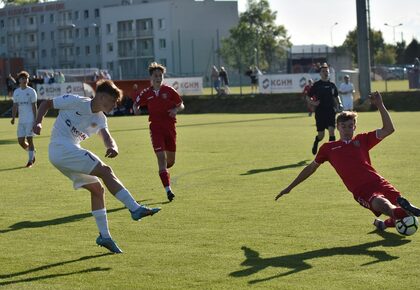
[10,71,37,167]
[339,75,355,111]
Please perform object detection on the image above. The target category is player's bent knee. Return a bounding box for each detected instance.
[167,161,175,168]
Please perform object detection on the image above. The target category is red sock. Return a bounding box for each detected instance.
[393,207,408,220]
[159,170,170,188]
[384,218,396,228]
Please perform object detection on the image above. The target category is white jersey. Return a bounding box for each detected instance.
[51,94,107,145]
[339,82,355,99]
[13,86,37,123]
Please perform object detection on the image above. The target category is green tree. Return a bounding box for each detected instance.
[341,27,385,65]
[403,39,420,64]
[375,45,396,65]
[220,0,290,73]
[395,41,406,64]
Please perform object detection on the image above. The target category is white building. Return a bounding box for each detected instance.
[0,0,238,79]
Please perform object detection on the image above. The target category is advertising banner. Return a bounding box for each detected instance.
[36,82,86,100]
[258,74,312,94]
[164,77,203,95]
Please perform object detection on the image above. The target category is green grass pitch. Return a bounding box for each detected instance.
[1,112,420,289]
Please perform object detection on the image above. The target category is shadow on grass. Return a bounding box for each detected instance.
[0,166,26,172]
[0,205,136,234]
[0,253,112,286]
[241,160,310,175]
[230,231,410,284]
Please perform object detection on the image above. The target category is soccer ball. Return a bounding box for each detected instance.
[396,216,419,236]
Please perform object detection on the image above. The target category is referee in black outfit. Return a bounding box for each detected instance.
[308,63,343,155]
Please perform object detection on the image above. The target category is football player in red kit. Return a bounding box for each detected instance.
[275,91,420,232]
[134,62,185,202]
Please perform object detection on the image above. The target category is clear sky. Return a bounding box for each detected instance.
[237,0,420,46]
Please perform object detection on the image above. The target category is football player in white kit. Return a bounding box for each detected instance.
[11,71,37,167]
[33,80,160,254]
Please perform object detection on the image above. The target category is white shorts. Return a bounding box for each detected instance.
[17,122,34,138]
[341,95,354,111]
[49,142,101,189]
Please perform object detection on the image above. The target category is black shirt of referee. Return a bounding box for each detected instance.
[309,78,339,131]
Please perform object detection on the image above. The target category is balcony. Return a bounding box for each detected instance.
[58,38,75,46]
[117,30,135,39]
[136,29,153,38]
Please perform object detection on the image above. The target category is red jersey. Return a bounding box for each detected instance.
[302,84,311,97]
[136,84,183,124]
[315,131,385,193]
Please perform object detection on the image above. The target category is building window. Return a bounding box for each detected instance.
[74,11,79,20]
[50,31,55,41]
[84,10,89,19]
[94,8,99,18]
[41,49,47,57]
[84,27,89,37]
[106,24,112,34]
[160,58,167,66]
[76,46,80,56]
[29,34,35,42]
[158,18,165,30]
[29,16,35,25]
[85,46,90,55]
[0,20,4,28]
[107,43,113,52]
[0,37,5,45]
[159,39,166,49]
[41,32,45,41]
[50,14,54,23]
[40,15,44,24]
[75,28,80,38]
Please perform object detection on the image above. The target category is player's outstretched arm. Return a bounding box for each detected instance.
[275,161,320,201]
[33,99,53,135]
[99,128,119,158]
[370,91,395,139]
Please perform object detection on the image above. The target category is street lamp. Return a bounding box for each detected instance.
[330,22,338,47]
[384,23,403,44]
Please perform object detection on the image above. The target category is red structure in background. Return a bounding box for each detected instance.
[0,57,24,94]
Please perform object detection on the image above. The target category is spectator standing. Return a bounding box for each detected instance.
[309,63,343,155]
[6,73,17,98]
[219,66,230,95]
[302,79,314,116]
[339,75,355,111]
[10,71,38,167]
[211,65,220,95]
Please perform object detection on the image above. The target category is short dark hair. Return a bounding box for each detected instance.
[17,71,30,80]
[337,111,358,125]
[96,80,123,102]
[148,62,166,75]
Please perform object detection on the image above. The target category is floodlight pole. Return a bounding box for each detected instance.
[356,0,371,100]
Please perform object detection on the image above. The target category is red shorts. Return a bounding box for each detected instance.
[352,179,401,217]
[149,122,177,152]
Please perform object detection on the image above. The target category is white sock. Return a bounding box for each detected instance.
[92,208,111,239]
[115,188,140,212]
[28,150,34,161]
[165,186,172,193]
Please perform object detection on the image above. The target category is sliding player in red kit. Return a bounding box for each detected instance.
[134,62,185,202]
[276,91,420,232]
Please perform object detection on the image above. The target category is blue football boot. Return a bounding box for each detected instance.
[130,205,161,221]
[96,234,123,254]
